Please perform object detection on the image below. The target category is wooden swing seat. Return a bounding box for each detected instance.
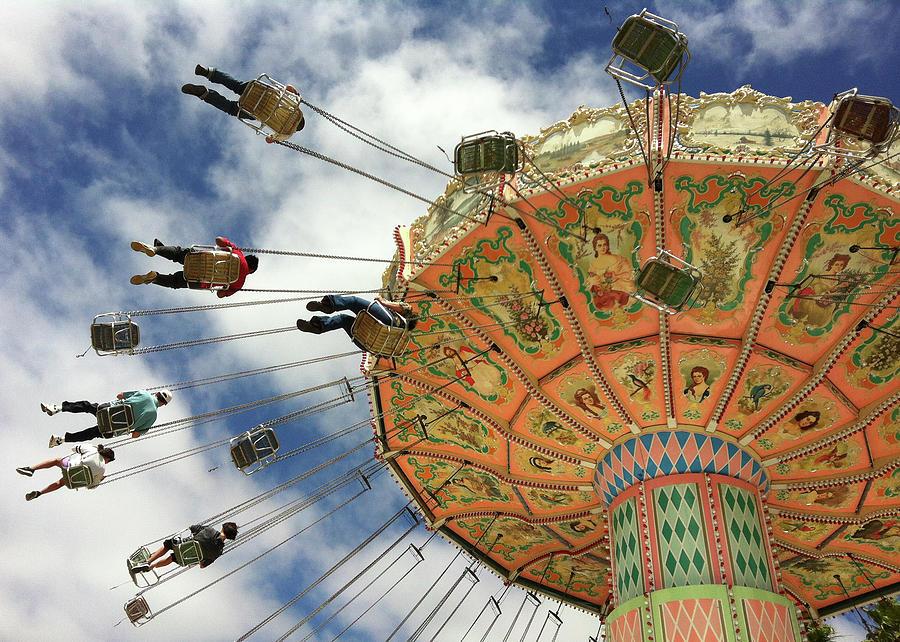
[351,304,411,358]
[230,426,280,475]
[172,539,204,567]
[238,74,304,141]
[124,596,152,626]
[633,250,703,314]
[91,314,140,356]
[607,10,689,89]
[62,458,94,490]
[816,90,900,159]
[96,402,135,439]
[126,546,159,587]
[455,132,519,175]
[183,247,241,289]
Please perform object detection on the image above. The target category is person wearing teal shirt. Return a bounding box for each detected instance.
[41,390,173,447]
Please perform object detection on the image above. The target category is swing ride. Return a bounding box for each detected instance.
[63,7,900,640]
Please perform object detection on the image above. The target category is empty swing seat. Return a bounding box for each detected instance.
[90,313,140,356]
[817,89,900,158]
[607,9,689,89]
[126,546,159,587]
[183,246,241,290]
[172,539,204,567]
[62,460,94,490]
[124,596,152,626]
[453,131,521,193]
[238,74,304,141]
[455,132,520,175]
[96,402,135,439]
[633,250,703,314]
[351,305,411,358]
[230,426,280,475]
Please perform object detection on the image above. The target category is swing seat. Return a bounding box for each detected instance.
[633,249,703,314]
[816,89,900,159]
[455,132,520,175]
[96,402,135,439]
[90,313,140,356]
[230,425,280,475]
[183,246,241,290]
[62,459,94,490]
[454,131,521,193]
[126,546,159,587]
[238,73,304,141]
[172,539,204,567]
[606,9,689,89]
[351,303,411,358]
[124,596,152,626]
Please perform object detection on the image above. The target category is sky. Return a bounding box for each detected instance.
[1,1,898,640]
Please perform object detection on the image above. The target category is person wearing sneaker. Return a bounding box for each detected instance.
[129,236,258,298]
[296,294,420,344]
[132,522,238,572]
[43,389,172,446]
[18,444,115,501]
[181,64,305,141]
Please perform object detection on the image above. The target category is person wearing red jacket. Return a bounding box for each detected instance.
[129,237,258,297]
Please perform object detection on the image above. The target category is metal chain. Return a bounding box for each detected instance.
[274,140,488,227]
[132,326,296,354]
[301,99,455,179]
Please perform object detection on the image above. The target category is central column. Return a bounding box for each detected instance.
[594,430,802,642]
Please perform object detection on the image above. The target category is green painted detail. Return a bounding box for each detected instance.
[720,484,772,591]
[653,484,711,587]
[851,313,900,384]
[394,300,513,404]
[552,182,647,321]
[673,173,782,315]
[436,227,564,354]
[607,585,801,642]
[775,193,897,337]
[732,586,803,641]
[612,497,644,602]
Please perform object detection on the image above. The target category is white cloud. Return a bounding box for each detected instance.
[1,0,895,639]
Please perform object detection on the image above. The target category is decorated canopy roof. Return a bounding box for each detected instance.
[369,86,900,619]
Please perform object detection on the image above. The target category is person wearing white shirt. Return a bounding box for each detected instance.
[17,444,115,501]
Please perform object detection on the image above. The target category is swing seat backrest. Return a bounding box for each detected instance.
[127,546,159,588]
[351,307,410,358]
[831,94,899,148]
[124,596,152,626]
[238,75,304,141]
[63,460,94,489]
[91,320,140,355]
[606,10,689,90]
[455,134,519,175]
[183,249,241,289]
[634,256,702,314]
[96,402,135,439]
[172,539,204,567]
[230,426,280,475]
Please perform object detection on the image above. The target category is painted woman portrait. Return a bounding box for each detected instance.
[573,387,606,419]
[782,410,822,437]
[569,517,598,534]
[586,232,633,310]
[683,366,711,403]
[789,253,857,328]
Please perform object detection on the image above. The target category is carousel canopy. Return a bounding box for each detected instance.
[370,85,900,619]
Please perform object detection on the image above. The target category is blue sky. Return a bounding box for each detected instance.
[2,1,897,640]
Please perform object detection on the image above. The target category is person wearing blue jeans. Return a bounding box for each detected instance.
[181,65,304,134]
[296,295,418,347]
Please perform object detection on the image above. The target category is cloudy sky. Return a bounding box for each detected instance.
[2,1,897,640]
